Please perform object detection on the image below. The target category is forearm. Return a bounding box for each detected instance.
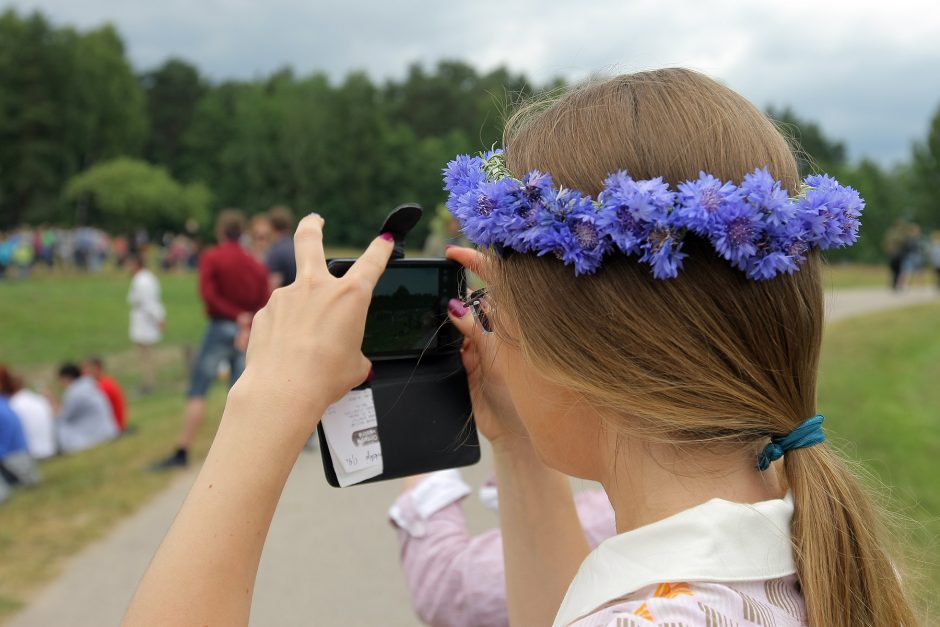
[492,441,590,627]
[124,390,322,626]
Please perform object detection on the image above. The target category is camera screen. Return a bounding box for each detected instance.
[362,266,452,357]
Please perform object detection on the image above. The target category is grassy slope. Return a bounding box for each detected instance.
[818,302,940,595]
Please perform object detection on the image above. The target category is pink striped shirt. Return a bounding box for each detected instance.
[390,471,616,627]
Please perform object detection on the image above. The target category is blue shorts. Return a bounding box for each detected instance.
[186,320,245,398]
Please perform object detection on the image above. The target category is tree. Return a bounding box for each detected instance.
[766,106,846,174]
[141,58,206,176]
[64,157,210,231]
[0,10,74,226]
[66,24,148,168]
[910,104,940,231]
[0,9,147,228]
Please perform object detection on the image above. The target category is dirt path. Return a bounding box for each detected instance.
[6,286,936,627]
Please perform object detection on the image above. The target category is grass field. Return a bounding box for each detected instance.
[818,302,940,599]
[0,265,937,620]
[821,262,933,290]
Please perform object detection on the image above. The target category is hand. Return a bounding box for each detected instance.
[229,215,394,438]
[446,246,528,445]
[236,311,253,327]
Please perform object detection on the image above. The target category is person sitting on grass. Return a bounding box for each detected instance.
[82,357,128,432]
[52,363,118,454]
[0,380,41,504]
[0,366,55,460]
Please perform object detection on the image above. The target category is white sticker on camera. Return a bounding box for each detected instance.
[320,388,383,486]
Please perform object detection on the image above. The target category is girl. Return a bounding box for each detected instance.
[124,69,920,626]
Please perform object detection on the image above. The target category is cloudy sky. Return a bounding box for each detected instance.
[5,0,939,164]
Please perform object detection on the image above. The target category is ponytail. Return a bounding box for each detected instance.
[785,445,921,627]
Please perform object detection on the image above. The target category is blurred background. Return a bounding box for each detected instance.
[0,1,937,625]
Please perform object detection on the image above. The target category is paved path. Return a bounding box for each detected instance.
[7,287,936,627]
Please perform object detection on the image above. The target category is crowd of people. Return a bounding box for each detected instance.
[0,359,128,503]
[0,225,203,279]
[0,205,297,502]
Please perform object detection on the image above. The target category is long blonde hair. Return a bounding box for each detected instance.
[492,69,920,627]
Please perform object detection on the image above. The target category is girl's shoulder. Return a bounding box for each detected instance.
[567,577,807,627]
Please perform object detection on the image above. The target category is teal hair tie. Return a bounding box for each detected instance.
[757,414,826,471]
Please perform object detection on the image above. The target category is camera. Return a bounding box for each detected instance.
[327,258,464,359]
[317,204,480,487]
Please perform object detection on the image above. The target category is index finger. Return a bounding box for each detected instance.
[446,246,490,282]
[342,233,395,288]
[294,214,329,281]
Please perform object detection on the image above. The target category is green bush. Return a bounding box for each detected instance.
[64,157,210,231]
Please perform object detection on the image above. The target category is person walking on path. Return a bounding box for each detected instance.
[151,210,270,470]
[127,252,165,394]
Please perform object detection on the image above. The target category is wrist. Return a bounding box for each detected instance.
[225,376,329,440]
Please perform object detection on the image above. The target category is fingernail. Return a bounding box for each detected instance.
[448,298,468,317]
[444,244,455,251]
[380,232,394,242]
[366,367,375,382]
[308,212,320,218]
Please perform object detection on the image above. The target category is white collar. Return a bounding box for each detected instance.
[553,493,796,627]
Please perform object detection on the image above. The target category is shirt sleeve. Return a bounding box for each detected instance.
[199,253,244,320]
[389,471,508,627]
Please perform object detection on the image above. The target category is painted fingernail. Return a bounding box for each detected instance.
[380,232,394,242]
[366,367,375,382]
[448,298,468,317]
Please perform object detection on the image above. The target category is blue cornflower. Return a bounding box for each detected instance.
[443,155,486,196]
[796,175,864,250]
[640,228,687,279]
[710,198,764,267]
[597,172,674,256]
[560,216,609,275]
[740,167,792,226]
[676,172,741,234]
[746,251,798,281]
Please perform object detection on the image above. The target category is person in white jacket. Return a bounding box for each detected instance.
[127,252,165,393]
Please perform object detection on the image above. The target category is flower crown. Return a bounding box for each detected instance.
[443,150,863,279]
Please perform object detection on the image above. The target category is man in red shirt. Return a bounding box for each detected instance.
[152,210,270,470]
[82,357,128,431]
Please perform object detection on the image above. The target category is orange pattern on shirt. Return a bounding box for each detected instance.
[633,602,654,621]
[654,582,693,598]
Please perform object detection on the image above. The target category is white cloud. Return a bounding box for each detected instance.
[3,0,939,162]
